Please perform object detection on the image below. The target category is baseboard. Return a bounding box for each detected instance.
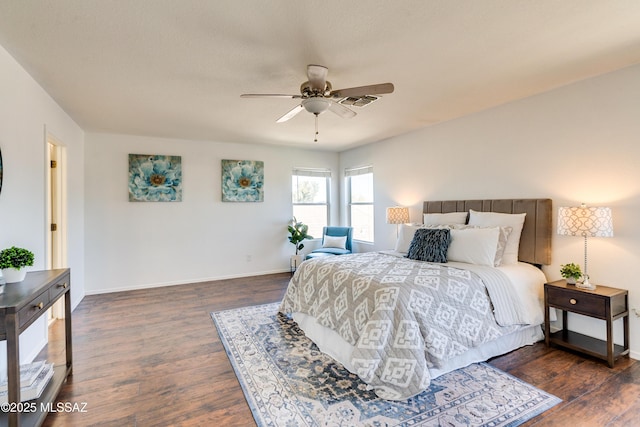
[84,268,291,295]
[24,336,48,364]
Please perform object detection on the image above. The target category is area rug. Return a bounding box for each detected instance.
[211,302,560,427]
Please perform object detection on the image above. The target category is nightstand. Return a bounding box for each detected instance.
[544,280,629,367]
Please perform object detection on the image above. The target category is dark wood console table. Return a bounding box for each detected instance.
[0,269,72,427]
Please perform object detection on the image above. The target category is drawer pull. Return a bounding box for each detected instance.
[35,302,44,310]
[58,282,68,289]
[570,298,577,305]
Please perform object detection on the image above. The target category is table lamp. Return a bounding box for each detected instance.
[557,204,613,290]
[386,207,410,238]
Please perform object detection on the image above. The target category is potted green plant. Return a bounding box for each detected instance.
[560,262,582,284]
[287,217,313,269]
[0,246,34,283]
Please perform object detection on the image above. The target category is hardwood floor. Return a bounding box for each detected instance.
[36,272,638,426]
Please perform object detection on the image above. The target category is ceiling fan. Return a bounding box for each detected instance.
[241,64,394,141]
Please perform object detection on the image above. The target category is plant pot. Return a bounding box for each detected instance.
[2,267,27,283]
[290,254,304,269]
[565,277,577,285]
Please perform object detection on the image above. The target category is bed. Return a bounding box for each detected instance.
[279,198,552,400]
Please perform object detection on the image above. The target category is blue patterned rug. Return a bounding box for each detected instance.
[211,302,560,427]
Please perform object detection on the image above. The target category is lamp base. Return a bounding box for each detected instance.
[576,275,596,291]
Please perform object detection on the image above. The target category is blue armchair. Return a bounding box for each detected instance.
[306,226,353,259]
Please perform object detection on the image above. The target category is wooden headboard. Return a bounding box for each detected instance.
[423,199,552,266]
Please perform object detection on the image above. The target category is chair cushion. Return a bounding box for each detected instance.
[305,252,337,260]
[311,247,352,256]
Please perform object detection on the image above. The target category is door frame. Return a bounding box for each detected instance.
[45,129,67,319]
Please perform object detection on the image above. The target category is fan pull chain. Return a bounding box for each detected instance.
[314,114,319,143]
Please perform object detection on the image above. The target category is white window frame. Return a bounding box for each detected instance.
[345,165,374,243]
[292,168,331,238]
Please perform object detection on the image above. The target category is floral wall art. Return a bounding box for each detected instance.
[221,159,264,202]
[128,154,182,202]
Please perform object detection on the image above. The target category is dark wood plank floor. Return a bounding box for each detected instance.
[36,272,638,426]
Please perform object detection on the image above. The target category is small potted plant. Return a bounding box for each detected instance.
[0,246,34,283]
[287,217,313,269]
[560,263,582,285]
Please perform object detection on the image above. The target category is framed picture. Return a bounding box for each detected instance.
[129,154,182,202]
[221,159,264,202]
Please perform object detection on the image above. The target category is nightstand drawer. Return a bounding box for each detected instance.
[18,289,50,328]
[546,286,606,318]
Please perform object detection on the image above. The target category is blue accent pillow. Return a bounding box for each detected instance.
[406,228,451,263]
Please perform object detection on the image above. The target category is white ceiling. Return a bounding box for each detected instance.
[0,1,639,151]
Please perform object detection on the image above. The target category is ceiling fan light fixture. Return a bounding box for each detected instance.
[302,97,331,115]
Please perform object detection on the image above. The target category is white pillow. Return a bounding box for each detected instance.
[395,224,422,253]
[468,210,526,265]
[395,223,450,253]
[423,212,468,225]
[447,227,500,266]
[323,235,347,249]
[451,225,512,266]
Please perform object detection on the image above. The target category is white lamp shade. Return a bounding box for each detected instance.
[386,207,410,224]
[557,205,613,237]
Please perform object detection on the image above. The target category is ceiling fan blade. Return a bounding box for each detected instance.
[330,82,394,98]
[276,104,305,123]
[241,94,302,99]
[307,64,328,91]
[328,100,356,119]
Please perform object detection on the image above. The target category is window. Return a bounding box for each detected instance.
[292,168,330,238]
[346,166,374,242]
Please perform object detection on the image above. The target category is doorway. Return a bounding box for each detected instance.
[46,133,67,320]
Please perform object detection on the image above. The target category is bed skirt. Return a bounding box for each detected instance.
[292,311,544,380]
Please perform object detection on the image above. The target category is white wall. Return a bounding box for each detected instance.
[341,63,640,359]
[0,44,85,364]
[84,132,339,293]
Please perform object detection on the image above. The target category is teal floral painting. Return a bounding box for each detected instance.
[129,154,182,202]
[221,160,264,202]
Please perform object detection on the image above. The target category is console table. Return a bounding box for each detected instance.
[0,269,72,427]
